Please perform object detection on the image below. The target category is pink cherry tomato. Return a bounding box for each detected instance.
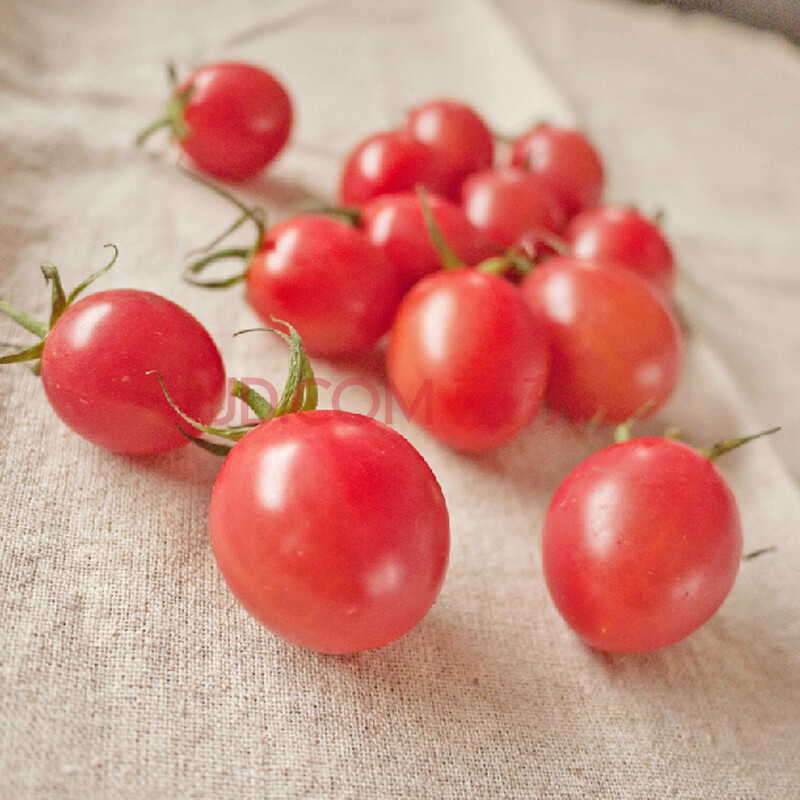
[405,99,494,200]
[566,206,676,300]
[209,410,450,653]
[542,436,742,652]
[520,257,682,425]
[338,130,438,205]
[174,62,292,182]
[510,124,604,218]
[245,215,401,358]
[387,269,550,451]
[461,167,567,251]
[360,192,491,293]
[40,290,225,454]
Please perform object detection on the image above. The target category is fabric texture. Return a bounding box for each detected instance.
[1,0,798,797]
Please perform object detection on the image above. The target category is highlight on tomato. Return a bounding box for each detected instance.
[137,61,293,182]
[0,246,226,454]
[164,325,450,654]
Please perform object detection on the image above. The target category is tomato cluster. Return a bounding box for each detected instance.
[1,60,774,657]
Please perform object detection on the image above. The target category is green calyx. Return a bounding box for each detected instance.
[152,322,318,457]
[0,245,119,368]
[180,167,266,288]
[135,63,195,147]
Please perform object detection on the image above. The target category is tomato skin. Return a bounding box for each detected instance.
[245,215,401,358]
[39,290,225,454]
[178,62,292,182]
[338,130,438,205]
[461,167,567,250]
[520,257,682,425]
[405,99,494,200]
[209,411,450,653]
[387,270,550,452]
[566,206,676,301]
[510,124,604,218]
[542,437,742,652]
[360,192,491,293]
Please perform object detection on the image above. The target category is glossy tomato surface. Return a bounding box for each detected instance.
[542,437,742,652]
[405,99,494,200]
[338,130,438,205]
[566,206,676,300]
[520,257,682,425]
[387,270,550,452]
[40,290,225,454]
[178,62,292,181]
[245,215,401,358]
[510,124,604,218]
[360,192,490,293]
[461,167,567,250]
[209,411,450,653]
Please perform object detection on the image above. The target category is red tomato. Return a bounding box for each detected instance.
[40,290,225,454]
[360,192,491,293]
[461,167,567,251]
[510,124,604,218]
[170,62,292,181]
[566,206,676,300]
[209,411,450,653]
[245,215,401,358]
[338,130,438,205]
[387,270,550,452]
[405,99,494,200]
[542,436,742,652]
[520,257,682,425]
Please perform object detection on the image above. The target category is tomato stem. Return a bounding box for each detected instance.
[699,426,781,460]
[416,186,465,271]
[135,63,195,147]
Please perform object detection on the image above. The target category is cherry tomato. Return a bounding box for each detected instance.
[566,206,676,301]
[338,130,438,205]
[510,124,604,218]
[40,290,226,454]
[542,436,742,652]
[245,215,401,358]
[360,192,491,293]
[208,410,450,653]
[520,257,682,425]
[387,270,550,452]
[405,99,494,200]
[148,62,293,182]
[461,167,567,251]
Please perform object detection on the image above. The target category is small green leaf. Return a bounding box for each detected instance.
[0,341,45,365]
[232,379,274,422]
[416,186,465,271]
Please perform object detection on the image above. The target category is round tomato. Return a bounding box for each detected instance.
[520,257,682,425]
[566,206,676,300]
[360,191,490,293]
[461,167,567,250]
[40,290,226,454]
[209,411,450,653]
[245,215,401,358]
[141,61,293,181]
[510,124,604,218]
[387,269,550,451]
[405,99,494,200]
[542,436,742,652]
[338,129,438,205]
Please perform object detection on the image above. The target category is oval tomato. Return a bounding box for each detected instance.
[209,411,450,653]
[542,436,742,652]
[387,269,550,451]
[40,290,226,454]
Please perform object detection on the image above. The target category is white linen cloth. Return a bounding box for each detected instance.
[1,0,798,797]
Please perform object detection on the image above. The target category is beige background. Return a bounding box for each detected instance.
[1,0,798,797]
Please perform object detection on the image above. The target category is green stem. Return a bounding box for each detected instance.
[0,299,47,339]
[700,427,781,461]
[416,186,464,271]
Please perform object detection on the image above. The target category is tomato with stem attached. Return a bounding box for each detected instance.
[542,430,776,652]
[0,246,225,454]
[137,62,293,182]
